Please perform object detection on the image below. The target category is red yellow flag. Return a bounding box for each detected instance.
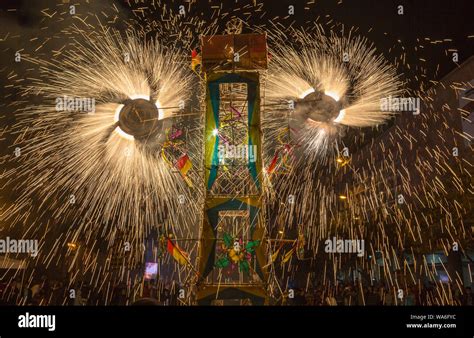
[191,49,201,72]
[176,154,192,176]
[167,238,188,265]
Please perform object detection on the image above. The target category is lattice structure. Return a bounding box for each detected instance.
[195,34,269,305]
[209,83,259,196]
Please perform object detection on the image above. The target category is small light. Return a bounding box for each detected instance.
[336,156,350,167]
[339,195,347,200]
[278,230,284,234]
[212,128,219,136]
[67,243,77,250]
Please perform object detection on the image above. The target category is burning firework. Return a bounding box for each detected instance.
[3,24,202,287]
[261,26,404,263]
[265,26,402,160]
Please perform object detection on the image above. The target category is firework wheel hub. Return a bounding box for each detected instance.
[295,91,342,123]
[118,98,161,139]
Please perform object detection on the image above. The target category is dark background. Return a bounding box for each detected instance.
[1,0,473,84]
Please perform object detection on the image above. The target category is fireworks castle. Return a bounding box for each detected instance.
[195,33,269,305]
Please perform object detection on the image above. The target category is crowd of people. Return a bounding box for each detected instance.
[0,277,180,306]
[282,282,474,306]
[1,276,473,306]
